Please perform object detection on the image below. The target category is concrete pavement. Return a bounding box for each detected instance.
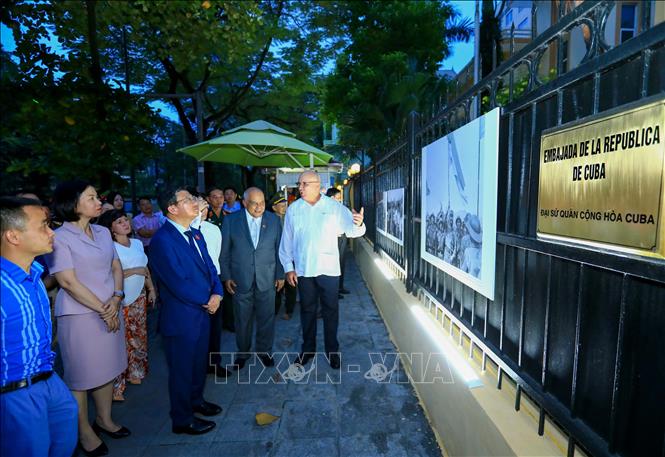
[91,254,441,457]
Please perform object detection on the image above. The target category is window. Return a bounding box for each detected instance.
[506,10,513,27]
[518,17,529,29]
[619,4,637,43]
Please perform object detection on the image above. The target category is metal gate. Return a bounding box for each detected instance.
[351,2,665,456]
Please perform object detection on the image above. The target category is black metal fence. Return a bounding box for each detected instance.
[351,2,665,456]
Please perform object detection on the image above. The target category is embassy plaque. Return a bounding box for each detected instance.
[537,97,665,259]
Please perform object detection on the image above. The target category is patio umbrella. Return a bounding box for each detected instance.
[178,120,333,168]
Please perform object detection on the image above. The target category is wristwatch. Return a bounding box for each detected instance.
[113,290,125,299]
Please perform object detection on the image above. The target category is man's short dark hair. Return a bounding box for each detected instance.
[326,188,341,198]
[0,196,44,234]
[223,187,237,194]
[16,192,42,204]
[158,188,187,216]
[185,186,201,198]
[207,187,222,195]
[52,180,92,222]
[138,196,151,204]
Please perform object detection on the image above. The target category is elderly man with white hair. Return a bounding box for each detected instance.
[279,171,365,369]
[220,187,284,369]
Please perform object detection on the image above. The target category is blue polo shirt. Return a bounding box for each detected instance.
[0,257,54,387]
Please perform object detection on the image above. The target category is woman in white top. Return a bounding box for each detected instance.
[99,210,157,401]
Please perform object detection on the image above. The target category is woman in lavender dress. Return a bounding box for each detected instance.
[47,181,130,456]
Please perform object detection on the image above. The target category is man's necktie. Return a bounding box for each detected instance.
[184,230,200,258]
[251,219,259,249]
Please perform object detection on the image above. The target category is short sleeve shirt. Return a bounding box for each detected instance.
[45,222,119,316]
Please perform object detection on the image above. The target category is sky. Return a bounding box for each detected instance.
[442,0,476,73]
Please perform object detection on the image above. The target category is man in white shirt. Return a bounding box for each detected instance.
[279,171,365,369]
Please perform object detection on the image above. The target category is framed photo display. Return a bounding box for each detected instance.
[420,108,501,300]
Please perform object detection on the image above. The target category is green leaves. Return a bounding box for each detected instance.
[322,0,471,160]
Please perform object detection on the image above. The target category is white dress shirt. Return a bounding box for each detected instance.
[194,220,222,275]
[279,195,365,277]
[167,218,203,259]
[245,211,263,249]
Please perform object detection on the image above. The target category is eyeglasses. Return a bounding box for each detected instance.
[176,195,196,205]
[296,181,320,188]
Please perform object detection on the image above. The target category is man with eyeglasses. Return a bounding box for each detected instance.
[148,188,224,436]
[220,187,284,369]
[279,171,365,369]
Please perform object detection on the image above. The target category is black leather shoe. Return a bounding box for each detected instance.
[172,417,216,435]
[338,294,344,299]
[207,364,231,378]
[79,440,108,456]
[193,400,222,416]
[339,288,350,294]
[328,353,341,370]
[233,357,247,370]
[91,421,131,439]
[297,352,315,366]
[258,353,274,367]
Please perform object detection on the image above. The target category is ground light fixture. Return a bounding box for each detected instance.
[410,301,483,389]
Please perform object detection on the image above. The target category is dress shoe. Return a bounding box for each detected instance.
[258,353,274,367]
[339,288,350,294]
[233,357,247,370]
[79,441,108,457]
[172,417,216,435]
[338,294,344,299]
[328,353,341,370]
[207,364,231,378]
[193,400,222,416]
[92,421,131,439]
[297,352,315,366]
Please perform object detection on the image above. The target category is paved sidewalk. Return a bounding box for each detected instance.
[93,254,441,457]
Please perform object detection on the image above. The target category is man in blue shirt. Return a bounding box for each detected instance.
[1,196,78,457]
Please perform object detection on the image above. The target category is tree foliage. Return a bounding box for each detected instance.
[2,0,341,193]
[322,0,471,162]
[479,0,505,78]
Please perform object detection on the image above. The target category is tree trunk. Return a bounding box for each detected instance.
[85,0,112,189]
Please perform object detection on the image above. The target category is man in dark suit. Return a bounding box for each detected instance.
[220,187,284,368]
[149,188,224,436]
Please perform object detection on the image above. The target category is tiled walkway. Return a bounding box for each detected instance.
[95,254,441,456]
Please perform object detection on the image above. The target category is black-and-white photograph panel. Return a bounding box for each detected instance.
[385,188,404,245]
[376,192,387,235]
[420,108,500,300]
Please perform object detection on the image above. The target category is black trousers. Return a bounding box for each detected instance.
[298,275,339,354]
[275,282,297,315]
[221,292,235,331]
[208,277,224,365]
[338,235,348,289]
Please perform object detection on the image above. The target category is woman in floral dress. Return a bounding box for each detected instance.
[99,210,156,401]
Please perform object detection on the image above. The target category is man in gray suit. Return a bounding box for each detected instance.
[220,187,284,368]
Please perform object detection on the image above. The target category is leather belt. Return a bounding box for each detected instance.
[1,371,53,394]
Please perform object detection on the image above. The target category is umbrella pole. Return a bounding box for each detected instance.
[309,153,314,169]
